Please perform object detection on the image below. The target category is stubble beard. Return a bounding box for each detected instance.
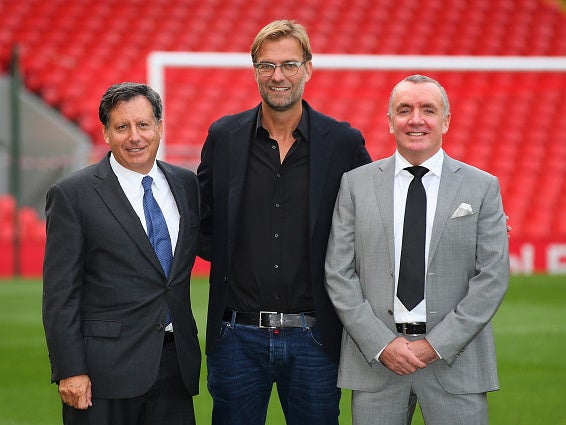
[259,78,306,112]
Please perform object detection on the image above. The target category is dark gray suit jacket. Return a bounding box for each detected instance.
[42,153,201,398]
[197,100,371,361]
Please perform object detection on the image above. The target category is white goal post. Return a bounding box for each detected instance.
[147,52,566,159]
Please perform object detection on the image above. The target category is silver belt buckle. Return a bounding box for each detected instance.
[259,311,282,328]
[400,322,423,336]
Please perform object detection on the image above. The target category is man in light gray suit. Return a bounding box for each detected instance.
[324,74,509,425]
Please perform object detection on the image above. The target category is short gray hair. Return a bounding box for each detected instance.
[388,74,450,117]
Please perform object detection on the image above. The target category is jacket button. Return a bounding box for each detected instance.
[387,310,394,315]
[156,323,164,331]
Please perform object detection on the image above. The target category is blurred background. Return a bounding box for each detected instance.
[1,0,566,278]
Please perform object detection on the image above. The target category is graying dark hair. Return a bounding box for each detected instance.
[98,82,163,126]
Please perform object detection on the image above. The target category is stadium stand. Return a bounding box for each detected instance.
[1,0,565,276]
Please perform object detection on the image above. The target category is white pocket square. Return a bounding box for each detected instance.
[451,203,473,218]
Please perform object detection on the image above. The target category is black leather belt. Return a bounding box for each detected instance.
[163,331,175,344]
[223,310,316,328]
[396,322,426,335]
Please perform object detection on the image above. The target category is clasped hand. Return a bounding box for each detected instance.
[379,337,438,376]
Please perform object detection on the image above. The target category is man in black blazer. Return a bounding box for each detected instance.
[42,82,201,425]
[197,20,371,425]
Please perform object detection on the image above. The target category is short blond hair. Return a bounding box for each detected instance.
[250,19,312,63]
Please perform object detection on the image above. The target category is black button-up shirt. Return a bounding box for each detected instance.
[227,108,312,313]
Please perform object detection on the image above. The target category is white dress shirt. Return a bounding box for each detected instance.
[393,149,444,324]
[109,154,180,254]
[110,154,180,331]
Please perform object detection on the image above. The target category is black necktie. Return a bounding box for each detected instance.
[397,166,428,311]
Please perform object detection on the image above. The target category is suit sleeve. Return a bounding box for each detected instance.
[325,173,395,364]
[426,175,510,365]
[352,132,372,169]
[42,184,88,383]
[196,127,215,261]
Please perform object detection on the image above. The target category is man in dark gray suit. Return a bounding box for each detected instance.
[325,75,509,425]
[42,82,201,425]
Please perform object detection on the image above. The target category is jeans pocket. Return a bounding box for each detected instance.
[307,327,324,347]
[216,321,232,343]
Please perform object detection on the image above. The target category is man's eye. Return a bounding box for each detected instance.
[283,63,298,71]
[258,64,273,71]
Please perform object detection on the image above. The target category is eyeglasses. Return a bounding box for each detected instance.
[253,61,307,77]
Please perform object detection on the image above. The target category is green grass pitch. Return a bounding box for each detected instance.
[0,274,565,424]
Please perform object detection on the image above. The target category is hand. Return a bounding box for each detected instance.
[379,337,427,375]
[58,375,92,410]
[407,339,439,365]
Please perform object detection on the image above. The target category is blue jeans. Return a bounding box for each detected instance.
[207,319,341,425]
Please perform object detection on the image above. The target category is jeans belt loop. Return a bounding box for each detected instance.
[229,310,237,328]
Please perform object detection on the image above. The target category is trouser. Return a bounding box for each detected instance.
[207,321,341,425]
[351,364,488,425]
[62,337,195,425]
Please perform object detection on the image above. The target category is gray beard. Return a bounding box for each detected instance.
[264,96,300,112]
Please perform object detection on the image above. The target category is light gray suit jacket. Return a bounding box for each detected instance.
[324,153,509,394]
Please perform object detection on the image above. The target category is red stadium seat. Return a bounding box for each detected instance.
[1,0,566,240]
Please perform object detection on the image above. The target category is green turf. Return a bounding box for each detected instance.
[0,274,565,424]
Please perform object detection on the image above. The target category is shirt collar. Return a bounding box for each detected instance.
[394,148,444,178]
[255,105,310,143]
[109,153,160,191]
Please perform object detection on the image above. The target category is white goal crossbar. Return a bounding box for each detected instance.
[147,52,566,158]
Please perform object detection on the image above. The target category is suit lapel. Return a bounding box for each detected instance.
[428,155,463,265]
[93,156,163,275]
[227,107,256,243]
[158,161,187,280]
[374,156,396,271]
[308,108,332,238]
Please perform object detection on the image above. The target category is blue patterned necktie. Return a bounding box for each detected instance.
[142,176,173,278]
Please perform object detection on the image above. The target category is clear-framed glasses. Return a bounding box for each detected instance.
[253,61,306,77]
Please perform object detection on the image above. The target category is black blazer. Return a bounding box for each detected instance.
[197,101,371,361]
[42,153,201,398]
